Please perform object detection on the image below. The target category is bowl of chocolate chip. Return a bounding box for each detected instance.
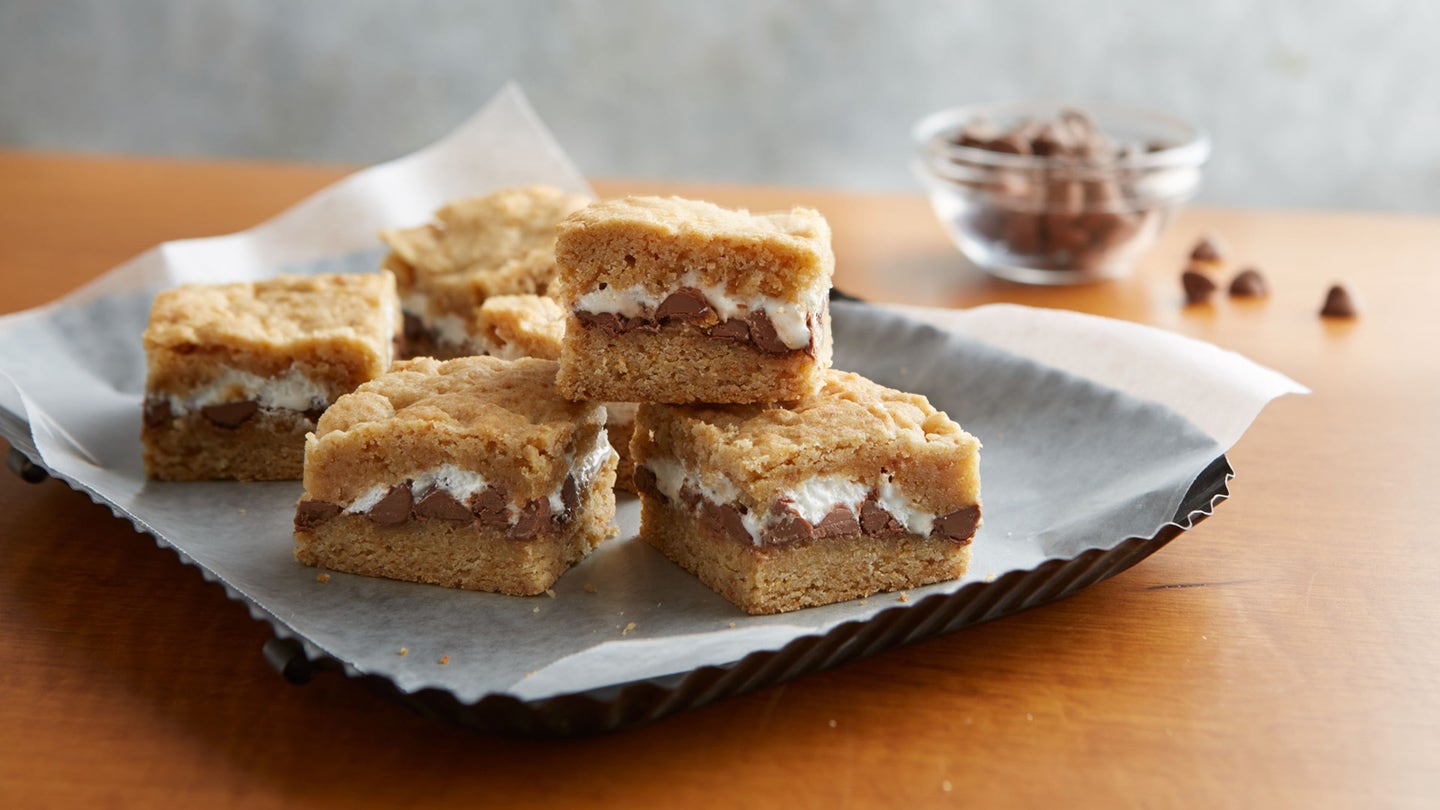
[914,101,1208,284]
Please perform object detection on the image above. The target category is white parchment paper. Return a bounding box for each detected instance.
[0,86,1305,704]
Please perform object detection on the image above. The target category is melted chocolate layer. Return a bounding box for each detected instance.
[294,474,583,539]
[573,295,815,357]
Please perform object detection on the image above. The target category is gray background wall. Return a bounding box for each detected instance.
[2,0,1437,211]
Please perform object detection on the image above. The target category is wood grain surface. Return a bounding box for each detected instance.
[1,151,1437,809]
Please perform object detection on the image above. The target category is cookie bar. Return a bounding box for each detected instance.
[142,272,400,481]
[474,294,565,360]
[293,356,618,596]
[381,186,592,358]
[554,196,835,404]
[632,370,981,614]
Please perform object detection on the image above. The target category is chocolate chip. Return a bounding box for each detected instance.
[294,499,341,531]
[561,474,579,514]
[621,315,660,334]
[678,484,702,510]
[1182,268,1218,304]
[366,484,413,526]
[512,499,551,539]
[471,486,510,528]
[201,400,259,429]
[1190,235,1225,263]
[701,500,752,543]
[142,398,171,429]
[763,501,814,545]
[953,120,1000,148]
[402,311,426,345]
[655,287,712,322]
[933,505,981,542]
[859,500,905,539]
[986,133,1030,155]
[633,465,665,503]
[574,310,627,334]
[746,312,790,355]
[1031,123,1068,157]
[414,489,473,522]
[706,319,751,343]
[813,506,861,539]
[1228,267,1268,298]
[1320,284,1358,318]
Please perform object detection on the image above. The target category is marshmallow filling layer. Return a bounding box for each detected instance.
[634,457,980,547]
[295,429,616,538]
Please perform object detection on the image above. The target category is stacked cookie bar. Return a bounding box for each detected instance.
[554,196,983,614]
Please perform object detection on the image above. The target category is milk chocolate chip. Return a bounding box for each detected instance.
[143,398,171,429]
[1320,284,1358,318]
[701,500,751,544]
[1182,268,1218,304]
[367,484,413,526]
[706,319,751,343]
[202,400,259,429]
[859,500,905,539]
[747,312,791,355]
[1228,267,1268,298]
[472,486,510,528]
[763,501,814,545]
[1190,235,1225,263]
[512,499,551,539]
[813,506,861,539]
[633,465,664,502]
[561,474,579,514]
[414,489,472,522]
[655,287,711,322]
[294,499,341,530]
[933,505,981,542]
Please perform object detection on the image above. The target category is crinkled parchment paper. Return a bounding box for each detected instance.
[0,86,1305,705]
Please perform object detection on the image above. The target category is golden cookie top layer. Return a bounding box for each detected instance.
[143,272,399,396]
[635,370,980,511]
[555,196,834,301]
[381,185,593,299]
[144,272,398,350]
[306,356,605,502]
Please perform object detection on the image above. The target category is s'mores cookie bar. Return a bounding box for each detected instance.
[293,356,618,596]
[555,196,834,404]
[381,186,592,358]
[632,370,981,614]
[475,294,565,360]
[142,272,400,481]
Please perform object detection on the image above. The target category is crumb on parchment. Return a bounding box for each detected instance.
[898,592,909,603]
[315,573,330,584]
[621,622,636,636]
[584,583,597,593]
[398,647,408,657]
[438,655,450,665]
[545,588,556,599]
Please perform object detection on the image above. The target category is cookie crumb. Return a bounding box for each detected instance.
[942,780,953,793]
[398,647,408,656]
[583,582,597,593]
[828,719,837,728]
[315,572,330,584]
[728,621,737,628]
[544,588,556,599]
[621,621,637,636]
[532,605,540,613]
[898,592,910,603]
[237,507,247,514]
[438,655,450,665]
[984,572,998,583]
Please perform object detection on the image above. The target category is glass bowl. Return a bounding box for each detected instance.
[913,101,1209,284]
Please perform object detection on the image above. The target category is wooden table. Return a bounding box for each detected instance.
[1,151,1436,808]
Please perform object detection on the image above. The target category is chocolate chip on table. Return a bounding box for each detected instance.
[1320,284,1359,318]
[1228,267,1269,298]
[1189,235,1225,263]
[1182,268,1218,304]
